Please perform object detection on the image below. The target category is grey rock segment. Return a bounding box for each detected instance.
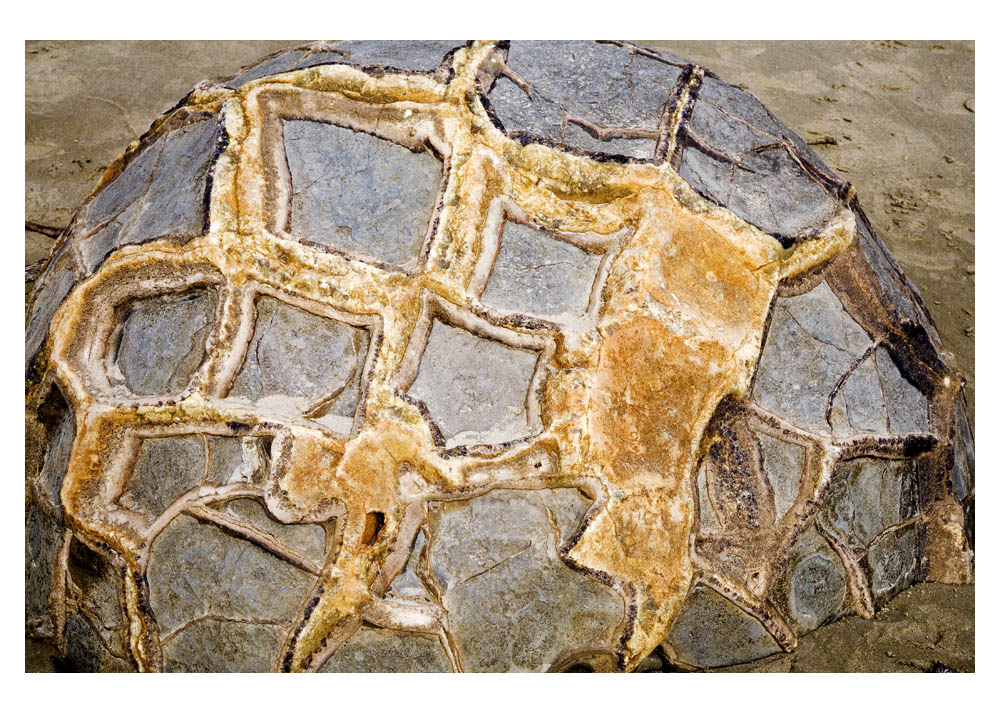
[488,41,682,160]
[34,392,76,523]
[203,436,270,487]
[407,320,540,448]
[771,526,848,634]
[224,41,465,89]
[679,76,840,241]
[120,436,204,517]
[756,433,804,521]
[752,281,872,435]
[822,458,917,551]
[25,503,62,625]
[148,513,316,637]
[866,524,919,606]
[481,221,604,319]
[874,347,929,434]
[283,119,442,268]
[665,584,782,668]
[163,619,285,673]
[952,399,974,501]
[318,626,451,673]
[61,610,135,672]
[230,296,369,429]
[79,116,220,273]
[114,288,218,396]
[25,247,77,371]
[426,488,621,672]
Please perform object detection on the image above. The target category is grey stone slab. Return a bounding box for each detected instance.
[148,513,316,635]
[823,458,916,550]
[230,296,369,423]
[426,488,622,672]
[120,436,205,517]
[34,393,76,522]
[83,135,162,232]
[220,498,327,570]
[283,119,442,268]
[952,398,974,501]
[25,504,62,623]
[319,40,463,72]
[875,348,929,434]
[481,221,604,319]
[203,436,268,487]
[67,538,124,631]
[223,41,464,89]
[679,75,840,240]
[665,584,781,669]
[853,210,943,349]
[756,433,804,521]
[80,117,219,273]
[753,281,872,435]
[223,49,309,89]
[126,117,218,239]
[162,618,285,672]
[866,524,919,606]
[830,352,889,436]
[318,626,451,673]
[407,320,540,448]
[489,41,680,159]
[25,248,77,371]
[61,611,134,672]
[678,142,839,240]
[785,528,848,634]
[115,288,217,396]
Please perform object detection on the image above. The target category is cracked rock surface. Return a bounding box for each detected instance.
[25,40,973,673]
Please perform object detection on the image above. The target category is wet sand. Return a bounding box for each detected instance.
[24,40,974,673]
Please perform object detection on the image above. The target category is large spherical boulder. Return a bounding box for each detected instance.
[25,40,973,672]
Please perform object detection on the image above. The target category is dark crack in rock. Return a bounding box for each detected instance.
[426,488,622,672]
[114,288,218,396]
[283,119,442,269]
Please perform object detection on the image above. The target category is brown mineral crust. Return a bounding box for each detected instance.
[25,40,972,673]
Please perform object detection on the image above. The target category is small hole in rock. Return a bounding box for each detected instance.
[363,511,386,546]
